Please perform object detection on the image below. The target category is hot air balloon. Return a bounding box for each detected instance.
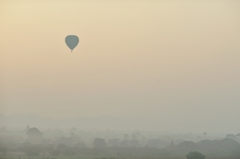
[65,35,79,52]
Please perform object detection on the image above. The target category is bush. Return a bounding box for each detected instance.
[186,151,206,159]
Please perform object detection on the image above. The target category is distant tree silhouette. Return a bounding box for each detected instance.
[186,151,206,159]
[56,143,68,152]
[129,139,140,147]
[25,127,43,144]
[119,139,129,147]
[70,127,77,134]
[74,142,87,148]
[108,138,119,147]
[226,134,237,139]
[92,138,108,148]
[0,143,7,155]
[20,143,42,156]
[64,149,75,156]
[23,124,30,133]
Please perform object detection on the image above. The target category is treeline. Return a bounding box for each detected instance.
[1,138,240,158]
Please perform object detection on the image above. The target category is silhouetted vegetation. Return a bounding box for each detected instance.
[186,151,206,159]
[0,126,240,159]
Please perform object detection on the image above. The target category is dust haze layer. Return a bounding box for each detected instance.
[0,1,240,133]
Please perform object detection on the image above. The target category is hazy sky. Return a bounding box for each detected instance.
[0,1,240,131]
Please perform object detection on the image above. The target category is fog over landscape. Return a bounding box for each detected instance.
[0,113,239,133]
[0,0,240,158]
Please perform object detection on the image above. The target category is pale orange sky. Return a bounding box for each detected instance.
[0,1,240,130]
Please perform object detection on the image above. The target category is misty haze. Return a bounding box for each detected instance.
[0,1,240,159]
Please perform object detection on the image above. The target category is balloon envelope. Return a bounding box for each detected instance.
[65,35,79,51]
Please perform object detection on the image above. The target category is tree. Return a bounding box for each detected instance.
[20,143,43,156]
[75,142,87,148]
[26,127,43,144]
[0,144,7,155]
[92,138,108,148]
[56,143,68,152]
[186,151,206,159]
[108,138,119,147]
